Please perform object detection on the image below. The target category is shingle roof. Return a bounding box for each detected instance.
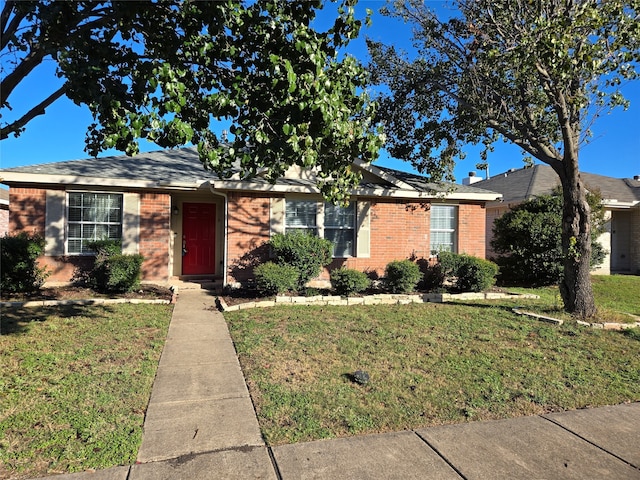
[377,166,499,195]
[2,147,211,185]
[0,147,500,199]
[472,165,640,204]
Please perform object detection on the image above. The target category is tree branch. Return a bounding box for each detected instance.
[0,84,66,140]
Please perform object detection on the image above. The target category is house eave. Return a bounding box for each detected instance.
[211,180,502,201]
[0,172,208,191]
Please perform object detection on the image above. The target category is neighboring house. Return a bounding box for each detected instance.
[0,148,500,287]
[0,188,9,236]
[468,165,640,275]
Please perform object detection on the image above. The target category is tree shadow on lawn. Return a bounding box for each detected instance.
[0,304,115,335]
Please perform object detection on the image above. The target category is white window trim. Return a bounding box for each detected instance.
[65,191,124,255]
[430,204,458,255]
[284,197,356,258]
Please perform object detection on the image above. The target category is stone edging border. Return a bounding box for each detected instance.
[217,291,540,312]
[217,292,639,331]
[512,307,640,330]
[1,297,174,308]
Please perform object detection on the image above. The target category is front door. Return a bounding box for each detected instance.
[182,203,216,275]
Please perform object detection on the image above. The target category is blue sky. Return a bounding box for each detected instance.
[1,1,639,184]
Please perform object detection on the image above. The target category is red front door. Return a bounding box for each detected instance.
[182,203,216,275]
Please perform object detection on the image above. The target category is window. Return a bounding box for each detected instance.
[430,205,457,254]
[285,200,317,235]
[67,192,123,254]
[324,202,355,257]
[283,199,356,257]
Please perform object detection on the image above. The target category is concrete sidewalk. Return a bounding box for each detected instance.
[36,289,640,479]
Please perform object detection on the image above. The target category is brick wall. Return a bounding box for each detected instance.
[7,188,173,283]
[337,199,431,278]
[226,192,272,283]
[224,196,490,284]
[458,203,487,258]
[139,192,171,281]
[8,187,46,235]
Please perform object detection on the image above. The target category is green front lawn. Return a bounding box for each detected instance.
[0,303,173,480]
[225,279,640,446]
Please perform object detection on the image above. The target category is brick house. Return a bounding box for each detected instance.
[468,165,640,275]
[0,148,500,287]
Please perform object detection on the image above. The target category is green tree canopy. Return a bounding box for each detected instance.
[1,0,383,201]
[368,0,640,317]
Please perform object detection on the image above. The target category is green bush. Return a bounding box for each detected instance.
[254,261,299,295]
[87,239,122,257]
[384,260,422,293]
[0,232,49,293]
[269,231,333,289]
[330,267,371,296]
[455,255,499,292]
[437,251,498,292]
[84,240,143,293]
[491,190,607,286]
[93,254,144,292]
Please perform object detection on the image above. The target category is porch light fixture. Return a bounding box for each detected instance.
[173,206,179,216]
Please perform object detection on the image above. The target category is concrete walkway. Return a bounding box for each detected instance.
[36,289,640,479]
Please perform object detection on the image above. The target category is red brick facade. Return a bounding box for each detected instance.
[139,192,171,281]
[7,188,489,285]
[9,188,45,235]
[225,195,489,283]
[7,188,171,283]
[226,192,272,283]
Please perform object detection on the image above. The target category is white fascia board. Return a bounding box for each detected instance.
[602,200,640,209]
[0,172,207,190]
[212,180,502,201]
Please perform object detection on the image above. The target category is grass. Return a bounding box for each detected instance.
[0,303,173,480]
[507,274,640,323]
[225,279,640,446]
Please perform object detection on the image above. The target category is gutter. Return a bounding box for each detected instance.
[207,181,229,288]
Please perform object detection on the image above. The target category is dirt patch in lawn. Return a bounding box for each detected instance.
[1,284,174,303]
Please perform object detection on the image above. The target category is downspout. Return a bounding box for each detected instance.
[208,182,228,287]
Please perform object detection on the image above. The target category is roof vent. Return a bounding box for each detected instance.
[634,175,640,181]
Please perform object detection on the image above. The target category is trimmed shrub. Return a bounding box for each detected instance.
[0,232,49,293]
[455,255,499,292]
[269,231,333,289]
[330,267,371,296]
[254,261,299,295]
[437,251,498,292]
[384,260,422,293]
[81,240,143,293]
[93,254,144,292]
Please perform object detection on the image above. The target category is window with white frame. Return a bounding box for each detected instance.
[430,205,457,254]
[284,199,356,257]
[67,192,123,254]
[284,200,317,235]
[324,202,355,257]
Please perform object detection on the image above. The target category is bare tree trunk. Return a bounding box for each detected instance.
[554,157,597,318]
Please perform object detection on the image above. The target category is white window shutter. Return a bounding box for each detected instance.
[122,193,140,254]
[45,190,65,256]
[356,201,371,258]
[271,197,285,235]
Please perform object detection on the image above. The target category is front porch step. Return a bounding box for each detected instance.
[170,278,223,292]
